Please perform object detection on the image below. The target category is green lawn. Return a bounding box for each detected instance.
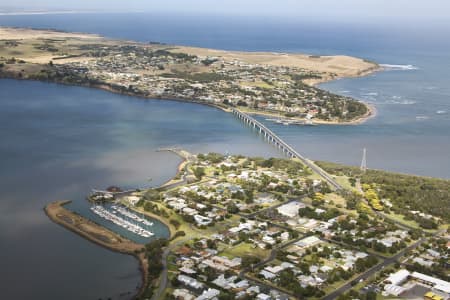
[219,242,270,260]
[383,212,422,230]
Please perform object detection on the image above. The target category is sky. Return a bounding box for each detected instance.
[1,0,450,22]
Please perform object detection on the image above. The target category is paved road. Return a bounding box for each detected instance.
[237,235,306,298]
[322,236,427,300]
[151,247,171,300]
[232,109,343,190]
[151,238,190,300]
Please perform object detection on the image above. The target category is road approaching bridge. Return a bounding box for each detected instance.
[232,109,343,190]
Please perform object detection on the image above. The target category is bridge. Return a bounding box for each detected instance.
[231,109,343,190]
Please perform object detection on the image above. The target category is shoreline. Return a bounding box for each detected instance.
[0,26,380,125]
[0,74,232,113]
[158,148,194,188]
[42,149,193,299]
[160,158,188,188]
[240,101,377,126]
[42,151,187,299]
[44,200,149,299]
[0,73,377,125]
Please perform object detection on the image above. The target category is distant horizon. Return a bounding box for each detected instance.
[1,0,449,25]
[1,9,450,30]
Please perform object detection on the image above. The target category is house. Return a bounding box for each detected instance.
[259,270,277,280]
[173,288,195,300]
[194,214,212,226]
[256,293,271,300]
[280,232,290,241]
[212,274,237,289]
[179,266,197,275]
[177,274,204,290]
[126,195,140,205]
[265,265,284,274]
[262,235,276,245]
[183,207,199,216]
[247,285,260,294]
[231,280,250,290]
[413,257,434,267]
[196,288,220,300]
[294,236,321,248]
[202,256,241,271]
[277,201,306,218]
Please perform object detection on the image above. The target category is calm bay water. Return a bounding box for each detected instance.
[0,12,449,300]
[0,79,279,299]
[1,13,449,177]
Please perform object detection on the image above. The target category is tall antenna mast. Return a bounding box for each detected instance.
[360,148,367,172]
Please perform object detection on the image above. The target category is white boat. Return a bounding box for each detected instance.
[90,206,153,238]
[112,205,153,226]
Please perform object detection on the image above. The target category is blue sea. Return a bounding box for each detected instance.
[0,12,449,300]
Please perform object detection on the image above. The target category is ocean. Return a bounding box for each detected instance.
[0,12,449,300]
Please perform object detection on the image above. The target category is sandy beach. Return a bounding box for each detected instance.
[174,45,379,79]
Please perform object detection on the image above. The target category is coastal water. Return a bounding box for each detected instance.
[0,79,279,300]
[1,13,449,177]
[1,12,450,300]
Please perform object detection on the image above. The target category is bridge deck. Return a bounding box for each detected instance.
[232,109,342,190]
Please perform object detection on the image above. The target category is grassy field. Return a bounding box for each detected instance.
[240,80,274,89]
[383,212,422,230]
[219,242,270,260]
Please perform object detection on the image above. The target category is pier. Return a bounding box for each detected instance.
[231,109,343,190]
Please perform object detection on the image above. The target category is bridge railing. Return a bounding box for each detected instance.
[232,109,342,190]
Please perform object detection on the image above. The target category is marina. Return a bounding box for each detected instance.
[90,205,154,238]
[112,205,153,227]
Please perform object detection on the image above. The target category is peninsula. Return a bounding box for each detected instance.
[0,27,379,124]
[46,149,450,300]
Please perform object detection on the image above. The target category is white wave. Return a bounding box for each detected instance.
[362,97,377,102]
[385,100,416,105]
[391,95,402,100]
[415,115,429,120]
[436,110,447,114]
[362,92,378,96]
[338,90,350,94]
[380,64,419,71]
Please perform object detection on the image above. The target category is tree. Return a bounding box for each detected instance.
[366,291,377,300]
[170,219,181,229]
[143,189,160,201]
[227,202,239,214]
[193,167,205,180]
[237,100,248,106]
[241,255,260,269]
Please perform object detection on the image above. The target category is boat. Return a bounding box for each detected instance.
[112,205,153,226]
[90,205,154,238]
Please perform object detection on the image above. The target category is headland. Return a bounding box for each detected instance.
[0,27,381,125]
